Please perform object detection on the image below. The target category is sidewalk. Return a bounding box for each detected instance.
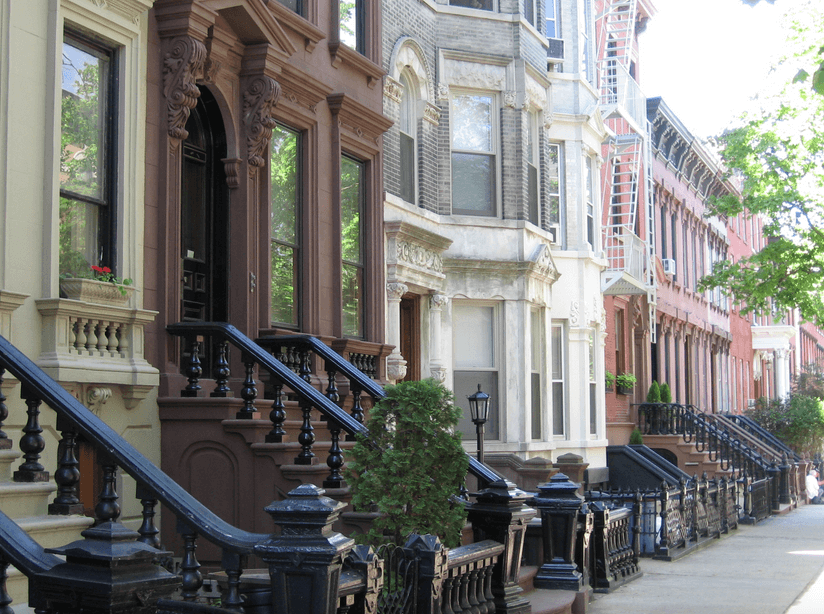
[587,502,824,614]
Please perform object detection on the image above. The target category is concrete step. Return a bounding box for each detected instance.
[0,449,21,481]
[0,482,56,518]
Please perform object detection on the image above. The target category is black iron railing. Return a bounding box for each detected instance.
[719,412,801,463]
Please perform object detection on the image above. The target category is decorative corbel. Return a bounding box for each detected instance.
[162,36,207,140]
[86,387,112,416]
[244,76,282,174]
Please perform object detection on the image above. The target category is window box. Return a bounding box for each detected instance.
[59,278,135,307]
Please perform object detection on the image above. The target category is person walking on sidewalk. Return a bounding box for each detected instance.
[806,469,824,503]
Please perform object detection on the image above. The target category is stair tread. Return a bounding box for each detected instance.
[15,514,94,530]
[0,481,56,495]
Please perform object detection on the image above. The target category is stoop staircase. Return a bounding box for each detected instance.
[0,445,93,606]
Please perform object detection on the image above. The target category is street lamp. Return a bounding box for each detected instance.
[467,384,491,463]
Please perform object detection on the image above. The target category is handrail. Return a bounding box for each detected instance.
[0,334,267,555]
[168,323,504,487]
[0,508,62,576]
[720,413,800,462]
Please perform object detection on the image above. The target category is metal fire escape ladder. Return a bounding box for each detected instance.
[596,0,637,104]
[644,119,657,343]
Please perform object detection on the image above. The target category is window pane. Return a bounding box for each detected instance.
[276,0,302,14]
[61,40,108,200]
[271,125,299,244]
[271,243,297,325]
[553,382,564,435]
[546,0,557,38]
[400,132,415,204]
[341,156,363,264]
[454,304,494,368]
[532,372,541,439]
[454,371,499,440]
[528,163,538,225]
[551,325,562,379]
[342,262,363,337]
[525,0,534,26]
[449,0,494,10]
[339,0,359,50]
[452,95,492,152]
[452,153,494,215]
[59,196,99,277]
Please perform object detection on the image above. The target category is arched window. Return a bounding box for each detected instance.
[399,71,416,204]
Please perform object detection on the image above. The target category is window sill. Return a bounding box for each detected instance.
[35,298,159,406]
[328,42,384,88]
[266,2,326,52]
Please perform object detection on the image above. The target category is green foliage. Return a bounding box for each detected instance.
[605,371,616,389]
[270,125,299,325]
[700,3,824,326]
[616,372,637,389]
[793,361,824,400]
[629,428,644,445]
[660,383,672,403]
[748,394,824,457]
[348,379,469,548]
[646,381,661,403]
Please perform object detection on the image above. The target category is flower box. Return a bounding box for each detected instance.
[59,278,134,307]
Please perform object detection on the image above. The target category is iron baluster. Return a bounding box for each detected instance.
[467,566,481,614]
[658,481,669,557]
[441,576,455,614]
[49,419,83,514]
[481,563,495,614]
[238,356,258,419]
[347,381,364,442]
[136,484,161,549]
[324,417,345,489]
[0,557,12,614]
[325,361,339,404]
[182,337,203,397]
[265,381,286,443]
[179,521,203,601]
[211,341,231,397]
[95,459,121,523]
[14,387,48,482]
[221,551,245,612]
[450,570,462,614]
[293,347,315,464]
[458,567,471,613]
[0,368,9,448]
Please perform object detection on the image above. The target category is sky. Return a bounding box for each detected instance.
[638,0,787,139]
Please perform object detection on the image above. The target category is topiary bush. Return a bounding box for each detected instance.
[660,383,672,403]
[629,428,644,445]
[348,378,469,547]
[646,381,661,403]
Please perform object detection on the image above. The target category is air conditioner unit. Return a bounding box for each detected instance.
[547,38,564,64]
[662,259,676,275]
[548,224,562,246]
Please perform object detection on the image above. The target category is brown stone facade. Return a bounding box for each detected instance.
[142,0,392,396]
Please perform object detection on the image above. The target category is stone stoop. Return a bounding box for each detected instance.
[518,566,581,614]
[0,449,94,607]
[642,434,723,478]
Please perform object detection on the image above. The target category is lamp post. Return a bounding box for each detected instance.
[467,384,490,464]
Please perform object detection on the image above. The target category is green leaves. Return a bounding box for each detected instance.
[348,379,469,548]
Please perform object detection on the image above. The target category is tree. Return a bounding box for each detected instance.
[700,2,824,326]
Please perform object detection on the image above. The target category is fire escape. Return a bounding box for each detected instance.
[596,0,656,340]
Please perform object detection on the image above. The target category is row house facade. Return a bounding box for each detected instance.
[380,0,615,471]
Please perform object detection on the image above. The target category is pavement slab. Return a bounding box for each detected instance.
[587,503,824,614]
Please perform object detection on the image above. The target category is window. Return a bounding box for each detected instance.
[589,331,597,435]
[341,155,365,337]
[450,0,494,10]
[584,156,595,248]
[530,309,544,439]
[525,0,536,27]
[580,0,593,83]
[454,304,499,440]
[547,143,562,226]
[670,214,677,283]
[59,32,116,278]
[551,322,566,436]
[545,0,559,38]
[691,232,697,292]
[660,206,667,259]
[683,223,689,287]
[339,0,365,53]
[452,93,496,216]
[270,124,301,327]
[276,0,303,16]
[399,71,416,205]
[615,309,625,376]
[527,112,539,225]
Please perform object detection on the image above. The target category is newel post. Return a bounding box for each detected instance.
[779,452,791,505]
[467,479,536,614]
[767,462,781,513]
[256,484,355,614]
[530,473,584,591]
[404,534,447,614]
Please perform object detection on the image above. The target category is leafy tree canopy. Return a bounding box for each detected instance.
[700,2,824,326]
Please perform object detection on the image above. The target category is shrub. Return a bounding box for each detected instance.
[348,379,469,547]
[660,383,672,403]
[629,428,644,445]
[605,371,616,389]
[616,372,637,389]
[646,381,661,403]
[749,394,824,457]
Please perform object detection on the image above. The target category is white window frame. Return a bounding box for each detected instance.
[450,90,499,217]
[399,70,418,205]
[530,308,545,440]
[545,0,559,38]
[584,155,596,250]
[453,302,501,441]
[551,321,567,438]
[527,110,540,226]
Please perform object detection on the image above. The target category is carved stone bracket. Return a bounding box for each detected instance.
[86,387,112,416]
[437,83,449,101]
[383,76,402,103]
[423,102,441,126]
[162,36,207,140]
[222,158,242,189]
[244,75,282,174]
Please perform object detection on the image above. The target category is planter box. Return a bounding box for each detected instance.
[59,278,134,307]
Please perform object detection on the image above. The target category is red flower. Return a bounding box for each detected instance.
[102,267,111,273]
[91,265,103,273]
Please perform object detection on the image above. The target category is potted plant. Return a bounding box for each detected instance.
[605,371,616,392]
[646,381,661,403]
[660,382,672,403]
[60,265,134,306]
[616,372,637,395]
